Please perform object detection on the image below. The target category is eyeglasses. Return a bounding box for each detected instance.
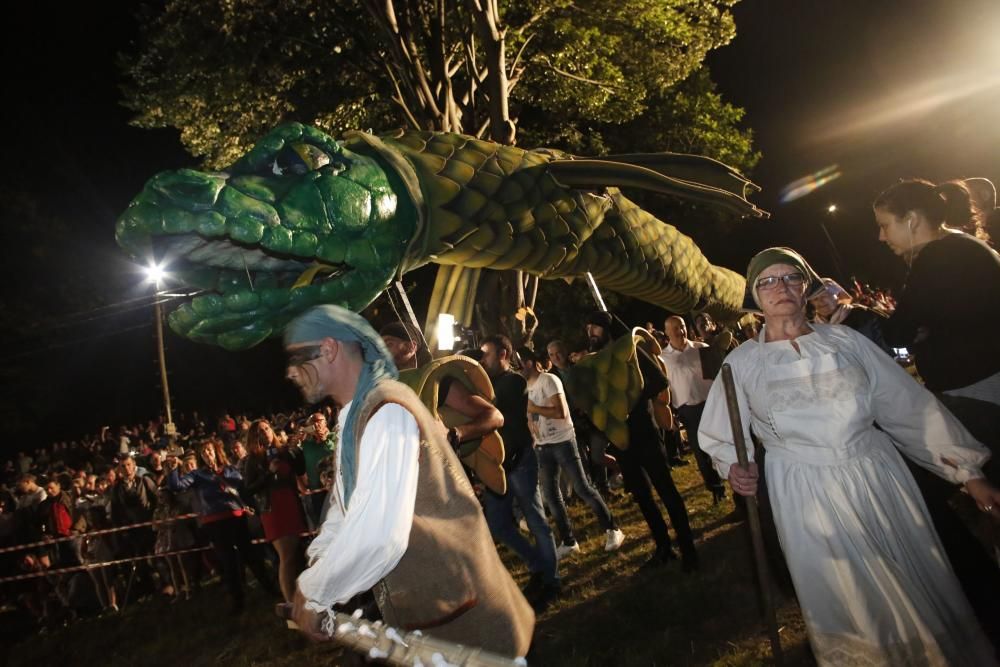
[756,272,805,291]
[286,345,324,367]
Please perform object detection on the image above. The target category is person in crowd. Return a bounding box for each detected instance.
[693,313,717,344]
[230,440,249,477]
[16,451,32,475]
[659,316,726,504]
[243,419,306,603]
[698,246,999,665]
[585,311,698,572]
[874,179,1000,423]
[516,346,624,558]
[284,305,534,656]
[14,473,47,546]
[0,489,15,544]
[874,178,1000,639]
[479,334,561,611]
[217,412,237,448]
[644,321,667,347]
[298,411,336,528]
[41,478,84,567]
[15,473,46,510]
[547,339,615,495]
[80,494,119,614]
[808,277,893,355]
[152,484,195,602]
[169,438,276,613]
[107,456,159,601]
[693,312,737,381]
[381,321,502,447]
[144,450,167,487]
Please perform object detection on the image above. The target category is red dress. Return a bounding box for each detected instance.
[260,458,306,541]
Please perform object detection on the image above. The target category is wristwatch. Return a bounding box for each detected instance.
[447,427,461,450]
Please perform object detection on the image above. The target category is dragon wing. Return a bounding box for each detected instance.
[546,153,768,220]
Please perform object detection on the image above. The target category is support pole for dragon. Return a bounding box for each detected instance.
[153,293,175,433]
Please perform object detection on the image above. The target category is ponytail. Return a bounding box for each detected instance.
[933,181,982,237]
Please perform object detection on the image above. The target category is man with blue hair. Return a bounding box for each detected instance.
[284,305,534,658]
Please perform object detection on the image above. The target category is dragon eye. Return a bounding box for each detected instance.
[267,143,331,177]
[291,143,331,170]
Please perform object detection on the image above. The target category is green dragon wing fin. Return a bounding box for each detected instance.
[562,331,642,451]
[562,328,676,450]
[547,155,768,220]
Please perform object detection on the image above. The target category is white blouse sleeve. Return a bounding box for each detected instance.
[697,351,756,480]
[854,330,990,485]
[297,403,420,611]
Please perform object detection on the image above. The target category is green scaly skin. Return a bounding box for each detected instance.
[116,123,761,350]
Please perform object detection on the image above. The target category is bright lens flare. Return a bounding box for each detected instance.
[144,263,166,286]
[436,313,456,352]
[779,165,842,203]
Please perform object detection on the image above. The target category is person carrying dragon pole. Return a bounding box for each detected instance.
[284,305,534,658]
[379,322,502,464]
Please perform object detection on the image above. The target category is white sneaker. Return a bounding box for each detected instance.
[604,528,625,552]
[556,541,581,559]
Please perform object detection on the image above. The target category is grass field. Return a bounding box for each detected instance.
[7,461,815,666]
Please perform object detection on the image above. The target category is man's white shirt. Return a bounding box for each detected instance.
[659,339,713,407]
[298,399,420,613]
[526,372,575,445]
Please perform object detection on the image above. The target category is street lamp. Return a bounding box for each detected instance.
[820,205,846,280]
[144,262,176,436]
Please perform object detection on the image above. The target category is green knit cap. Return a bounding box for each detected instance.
[743,247,824,310]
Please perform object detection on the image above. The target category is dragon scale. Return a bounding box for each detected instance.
[116,123,764,349]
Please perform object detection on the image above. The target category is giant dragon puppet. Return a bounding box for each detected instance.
[117,123,766,450]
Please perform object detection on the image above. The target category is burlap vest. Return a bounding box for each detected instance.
[352,380,535,658]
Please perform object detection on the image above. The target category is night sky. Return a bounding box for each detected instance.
[1,1,998,449]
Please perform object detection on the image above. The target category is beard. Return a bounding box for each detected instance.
[299,384,325,405]
[588,332,610,352]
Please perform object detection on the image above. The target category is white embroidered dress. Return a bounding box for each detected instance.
[698,324,995,666]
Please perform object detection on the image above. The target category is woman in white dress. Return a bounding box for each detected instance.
[698,247,1000,666]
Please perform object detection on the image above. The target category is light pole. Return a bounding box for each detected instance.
[144,263,176,436]
[820,204,847,280]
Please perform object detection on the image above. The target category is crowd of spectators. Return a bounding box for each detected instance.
[0,406,336,630]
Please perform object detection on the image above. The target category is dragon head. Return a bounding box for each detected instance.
[116,124,417,349]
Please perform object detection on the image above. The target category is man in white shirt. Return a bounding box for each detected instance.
[517,346,624,559]
[284,305,533,657]
[659,316,725,502]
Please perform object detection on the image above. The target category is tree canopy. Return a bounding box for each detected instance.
[121,0,753,169]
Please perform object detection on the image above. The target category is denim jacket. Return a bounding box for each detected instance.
[168,466,246,520]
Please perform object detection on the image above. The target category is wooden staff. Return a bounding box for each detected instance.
[720,363,784,665]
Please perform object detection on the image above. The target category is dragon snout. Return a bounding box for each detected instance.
[149,169,229,211]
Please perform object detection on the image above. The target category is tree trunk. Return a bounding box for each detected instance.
[369,0,535,348]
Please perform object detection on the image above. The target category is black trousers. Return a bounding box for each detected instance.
[614,417,695,554]
[202,514,272,605]
[675,403,724,495]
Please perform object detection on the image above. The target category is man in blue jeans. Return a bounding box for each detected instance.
[480,334,560,612]
[516,346,625,558]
